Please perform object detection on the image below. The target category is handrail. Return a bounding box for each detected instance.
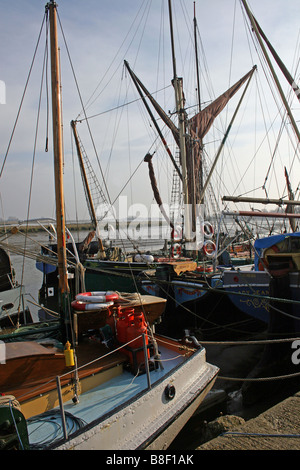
[56,333,151,440]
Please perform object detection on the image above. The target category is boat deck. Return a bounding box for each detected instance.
[27,341,187,448]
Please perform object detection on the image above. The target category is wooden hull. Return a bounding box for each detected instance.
[1,334,218,450]
[50,342,218,450]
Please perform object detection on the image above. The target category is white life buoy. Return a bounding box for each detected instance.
[134,254,154,263]
[172,243,181,259]
[71,300,114,311]
[202,221,214,239]
[75,291,119,303]
[202,240,216,258]
[171,225,182,241]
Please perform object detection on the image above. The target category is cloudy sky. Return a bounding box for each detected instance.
[0,0,299,222]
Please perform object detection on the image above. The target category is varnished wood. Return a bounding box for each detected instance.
[0,340,128,405]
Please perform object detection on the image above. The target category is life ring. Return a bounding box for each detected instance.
[202,221,214,239]
[203,240,216,258]
[196,265,213,273]
[171,225,182,241]
[75,291,119,303]
[171,243,181,259]
[71,300,114,311]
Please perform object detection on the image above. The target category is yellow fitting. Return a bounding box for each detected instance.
[64,341,75,367]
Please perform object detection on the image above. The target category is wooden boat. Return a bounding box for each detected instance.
[0,0,218,451]
[0,303,218,450]
[219,0,300,332]
[134,0,300,338]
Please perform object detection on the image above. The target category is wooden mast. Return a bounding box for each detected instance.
[70,120,106,256]
[241,0,300,145]
[193,2,203,195]
[168,0,194,246]
[223,195,300,206]
[48,1,69,307]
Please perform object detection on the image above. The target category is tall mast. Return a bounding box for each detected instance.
[71,120,106,256]
[193,2,201,114]
[241,0,300,145]
[168,0,193,244]
[252,15,300,103]
[71,120,97,229]
[48,1,69,302]
[193,2,203,205]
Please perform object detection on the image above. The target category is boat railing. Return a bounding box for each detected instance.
[56,332,151,440]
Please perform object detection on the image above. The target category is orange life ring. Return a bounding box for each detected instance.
[202,240,216,258]
[196,265,213,273]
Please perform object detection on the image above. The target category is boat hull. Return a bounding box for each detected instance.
[84,259,154,293]
[52,346,218,450]
[222,270,271,323]
[141,279,208,306]
[222,270,300,331]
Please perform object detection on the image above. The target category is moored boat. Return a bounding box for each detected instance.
[0,247,32,330]
[0,0,218,450]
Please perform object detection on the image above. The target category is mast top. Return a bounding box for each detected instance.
[46,1,57,11]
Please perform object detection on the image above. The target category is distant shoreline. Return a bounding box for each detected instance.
[0,222,93,234]
[0,219,167,234]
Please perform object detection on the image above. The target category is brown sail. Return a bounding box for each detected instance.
[188,67,256,203]
[189,67,256,142]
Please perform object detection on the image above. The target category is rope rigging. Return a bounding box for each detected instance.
[0,12,47,178]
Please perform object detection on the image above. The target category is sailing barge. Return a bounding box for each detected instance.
[0,1,218,450]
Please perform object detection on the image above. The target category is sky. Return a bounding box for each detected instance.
[0,0,299,223]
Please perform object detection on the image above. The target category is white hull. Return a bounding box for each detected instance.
[55,348,218,450]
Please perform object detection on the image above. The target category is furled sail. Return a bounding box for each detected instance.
[128,58,255,226]
[144,153,174,230]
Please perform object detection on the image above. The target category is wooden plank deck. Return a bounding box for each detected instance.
[0,340,127,403]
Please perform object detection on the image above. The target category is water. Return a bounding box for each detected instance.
[4,226,164,318]
[3,232,46,321]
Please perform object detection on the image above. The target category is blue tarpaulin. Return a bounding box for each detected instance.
[254,232,300,270]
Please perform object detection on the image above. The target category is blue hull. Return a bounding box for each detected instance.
[222,270,300,331]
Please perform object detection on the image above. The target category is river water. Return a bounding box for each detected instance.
[5,232,46,321]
